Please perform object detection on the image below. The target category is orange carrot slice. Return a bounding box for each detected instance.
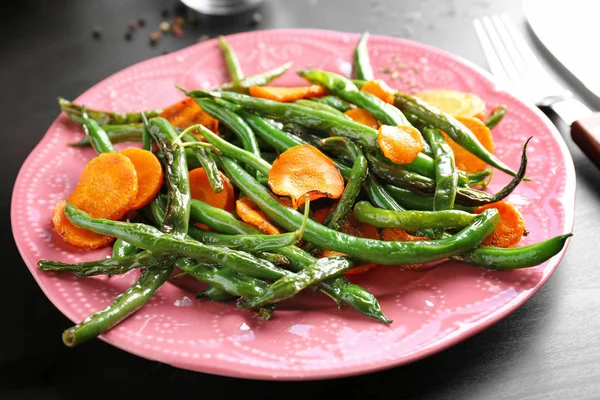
[189,168,235,212]
[120,148,164,210]
[268,145,344,208]
[236,197,283,235]
[68,153,138,221]
[416,89,486,119]
[313,206,332,224]
[159,98,219,134]
[344,108,380,129]
[441,115,494,173]
[377,125,425,164]
[361,79,395,104]
[52,199,114,249]
[249,85,327,102]
[474,201,526,248]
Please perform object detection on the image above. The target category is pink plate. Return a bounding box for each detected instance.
[12,29,575,380]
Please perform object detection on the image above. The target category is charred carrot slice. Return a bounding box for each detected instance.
[344,108,380,129]
[236,197,283,235]
[189,168,235,212]
[68,152,138,221]
[268,144,345,208]
[441,116,494,173]
[52,199,114,249]
[249,85,327,102]
[361,79,395,104]
[474,201,526,248]
[415,89,486,119]
[377,125,425,165]
[119,148,163,210]
[159,98,219,134]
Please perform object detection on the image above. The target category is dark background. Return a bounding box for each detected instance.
[2,0,599,398]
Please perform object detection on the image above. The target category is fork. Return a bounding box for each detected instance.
[473,14,600,169]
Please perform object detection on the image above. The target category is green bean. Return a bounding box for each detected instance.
[68,124,144,147]
[218,62,293,92]
[196,287,237,301]
[141,112,152,151]
[364,175,405,211]
[384,185,475,212]
[394,93,518,177]
[239,111,305,153]
[80,108,115,154]
[64,202,288,281]
[188,198,390,323]
[354,201,477,230]
[62,268,172,346]
[176,259,267,298]
[454,234,572,269]
[485,105,507,129]
[184,89,382,147]
[239,257,353,309]
[58,97,162,125]
[218,36,244,88]
[422,128,458,236]
[304,138,368,255]
[297,69,411,126]
[295,99,350,119]
[252,252,290,266]
[181,132,224,193]
[312,95,351,112]
[193,98,262,178]
[147,117,191,237]
[367,138,529,207]
[354,32,374,80]
[112,239,138,258]
[38,251,176,277]
[220,154,500,265]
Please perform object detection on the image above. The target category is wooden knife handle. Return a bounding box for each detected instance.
[571,113,600,169]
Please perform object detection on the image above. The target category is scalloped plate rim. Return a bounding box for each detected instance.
[11,28,575,380]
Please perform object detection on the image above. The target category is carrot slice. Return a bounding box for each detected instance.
[416,89,486,119]
[441,115,494,173]
[344,108,380,129]
[249,85,327,102]
[361,79,395,104]
[236,197,283,235]
[119,148,164,210]
[189,168,235,212]
[313,206,332,224]
[52,199,114,249]
[68,153,138,221]
[377,125,425,165]
[381,228,430,270]
[159,98,219,134]
[268,144,345,208]
[474,201,526,248]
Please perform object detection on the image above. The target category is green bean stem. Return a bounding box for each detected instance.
[58,97,162,125]
[218,36,244,87]
[218,62,293,92]
[485,105,507,129]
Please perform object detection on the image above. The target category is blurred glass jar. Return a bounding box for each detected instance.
[181,0,264,15]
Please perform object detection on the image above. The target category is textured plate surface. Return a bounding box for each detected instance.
[12,29,575,380]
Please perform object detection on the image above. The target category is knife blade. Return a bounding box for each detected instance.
[524,0,600,100]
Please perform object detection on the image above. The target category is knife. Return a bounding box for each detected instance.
[524,0,600,168]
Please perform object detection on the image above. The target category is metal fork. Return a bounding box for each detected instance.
[474,14,600,168]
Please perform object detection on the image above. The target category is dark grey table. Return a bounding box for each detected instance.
[2,0,599,398]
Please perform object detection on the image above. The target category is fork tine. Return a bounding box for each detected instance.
[491,15,531,81]
[499,14,552,81]
[480,16,524,87]
[473,18,511,86]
